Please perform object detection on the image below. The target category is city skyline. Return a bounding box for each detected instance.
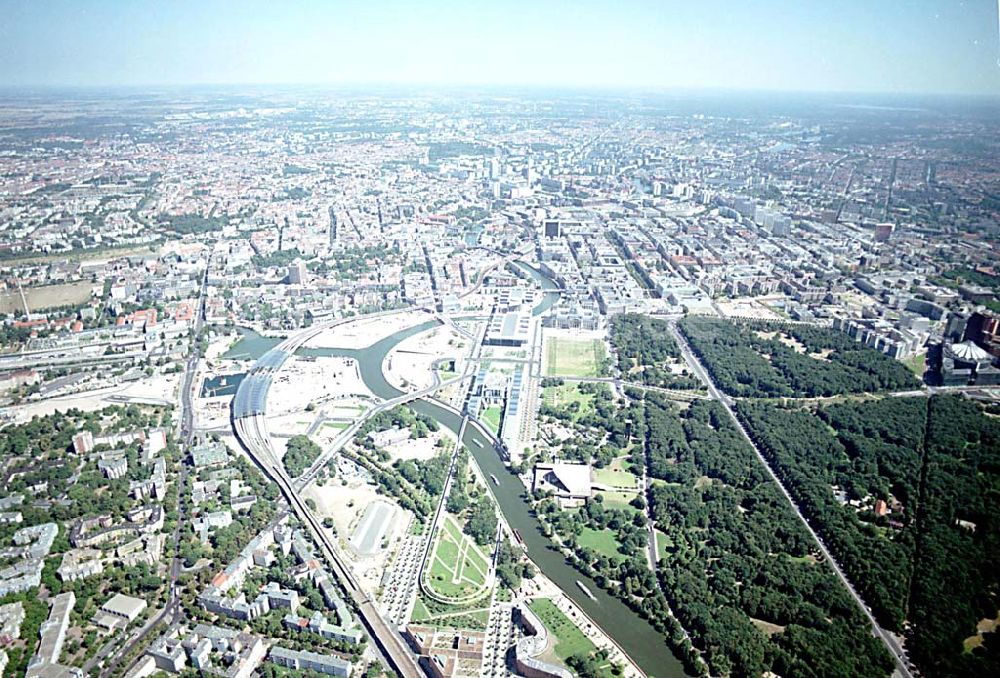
[1,0,999,95]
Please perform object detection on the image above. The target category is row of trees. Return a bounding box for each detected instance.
[343,446,437,521]
[679,317,919,397]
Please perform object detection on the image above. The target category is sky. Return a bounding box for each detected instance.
[1,0,998,95]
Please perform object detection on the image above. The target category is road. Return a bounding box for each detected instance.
[455,246,532,300]
[96,264,210,677]
[667,321,915,678]
[293,370,469,490]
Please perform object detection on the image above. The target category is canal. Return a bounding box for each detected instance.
[295,318,689,678]
[222,327,282,360]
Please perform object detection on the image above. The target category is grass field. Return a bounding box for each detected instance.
[331,403,367,415]
[480,404,502,435]
[904,352,927,375]
[410,595,491,630]
[595,490,641,511]
[592,457,640,490]
[425,514,491,602]
[576,526,622,560]
[323,421,350,432]
[545,337,606,377]
[527,598,597,662]
[0,242,159,267]
[655,529,673,561]
[0,280,95,314]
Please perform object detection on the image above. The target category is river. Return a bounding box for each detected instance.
[510,260,560,317]
[296,319,689,678]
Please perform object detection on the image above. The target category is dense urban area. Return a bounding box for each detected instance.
[0,88,998,678]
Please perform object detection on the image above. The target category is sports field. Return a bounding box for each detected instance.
[425,514,491,602]
[544,337,606,377]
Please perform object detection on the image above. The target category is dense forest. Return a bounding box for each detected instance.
[737,395,1000,676]
[909,396,1000,676]
[643,395,893,677]
[609,313,703,390]
[735,399,922,630]
[678,317,918,397]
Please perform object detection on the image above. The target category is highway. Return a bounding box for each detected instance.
[667,321,915,678]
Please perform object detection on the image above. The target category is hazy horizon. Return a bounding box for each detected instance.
[2,0,999,95]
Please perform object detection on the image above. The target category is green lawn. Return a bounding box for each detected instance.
[480,404,502,435]
[592,457,640,490]
[904,352,927,375]
[576,526,622,560]
[411,596,432,622]
[527,598,597,662]
[410,594,492,630]
[323,421,350,432]
[545,337,607,377]
[425,515,491,601]
[595,490,641,511]
[330,403,367,416]
[655,529,673,561]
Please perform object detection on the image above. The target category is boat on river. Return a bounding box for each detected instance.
[576,580,597,601]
